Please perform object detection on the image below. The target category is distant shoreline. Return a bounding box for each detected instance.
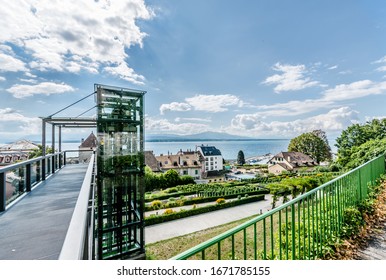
[145,138,290,143]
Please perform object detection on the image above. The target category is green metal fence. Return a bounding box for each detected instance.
[170,155,385,260]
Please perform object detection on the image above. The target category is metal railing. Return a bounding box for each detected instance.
[59,153,96,260]
[171,155,385,260]
[0,151,67,212]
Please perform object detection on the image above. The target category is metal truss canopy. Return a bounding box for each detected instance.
[43,117,97,128]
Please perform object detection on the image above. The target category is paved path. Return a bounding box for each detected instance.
[0,164,88,260]
[355,220,386,260]
[145,194,276,244]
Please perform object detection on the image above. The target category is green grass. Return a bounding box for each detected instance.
[145,214,259,260]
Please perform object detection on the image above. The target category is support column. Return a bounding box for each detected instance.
[0,172,5,212]
[42,119,46,180]
[59,126,62,168]
[52,124,55,172]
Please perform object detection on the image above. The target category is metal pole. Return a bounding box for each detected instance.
[52,124,55,172]
[59,126,62,152]
[42,119,46,180]
[26,163,31,192]
[0,172,5,212]
[59,126,62,168]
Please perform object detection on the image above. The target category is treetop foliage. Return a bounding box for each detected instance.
[288,130,332,163]
[335,118,386,168]
[237,150,246,165]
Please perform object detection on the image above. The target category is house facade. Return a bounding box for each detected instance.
[267,151,318,174]
[0,140,39,166]
[154,150,205,180]
[78,132,97,163]
[196,145,224,172]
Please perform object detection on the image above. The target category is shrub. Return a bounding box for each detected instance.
[163,208,174,215]
[216,198,226,204]
[341,207,363,238]
[151,200,162,210]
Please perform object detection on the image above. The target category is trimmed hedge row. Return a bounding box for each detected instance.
[145,189,270,211]
[145,191,197,202]
[145,194,266,226]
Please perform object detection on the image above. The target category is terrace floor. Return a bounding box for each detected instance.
[0,163,88,260]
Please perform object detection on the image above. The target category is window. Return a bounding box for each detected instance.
[195,170,198,175]
[183,170,188,175]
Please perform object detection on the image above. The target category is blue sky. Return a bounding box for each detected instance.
[1,0,386,143]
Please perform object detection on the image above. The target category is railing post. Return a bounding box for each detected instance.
[42,158,46,180]
[26,163,31,192]
[52,155,55,174]
[0,172,5,212]
[358,169,362,202]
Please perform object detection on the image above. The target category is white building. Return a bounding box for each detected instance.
[196,145,224,172]
[154,150,205,180]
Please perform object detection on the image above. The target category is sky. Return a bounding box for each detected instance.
[1,0,386,143]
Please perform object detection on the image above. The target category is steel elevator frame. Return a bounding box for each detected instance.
[40,84,146,260]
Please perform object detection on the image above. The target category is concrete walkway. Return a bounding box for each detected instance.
[355,220,386,260]
[145,194,276,244]
[0,164,88,260]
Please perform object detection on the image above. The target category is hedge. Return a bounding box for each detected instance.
[145,194,266,226]
[145,191,197,202]
[145,189,270,211]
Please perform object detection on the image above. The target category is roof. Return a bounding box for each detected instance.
[144,151,161,172]
[269,151,317,167]
[155,152,202,169]
[79,132,97,149]
[197,145,222,156]
[0,140,39,151]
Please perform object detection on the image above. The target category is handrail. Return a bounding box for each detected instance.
[0,152,63,173]
[0,151,68,212]
[59,153,96,260]
[170,155,385,260]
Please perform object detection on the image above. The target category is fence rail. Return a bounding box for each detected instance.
[59,153,96,260]
[0,150,80,212]
[170,155,385,260]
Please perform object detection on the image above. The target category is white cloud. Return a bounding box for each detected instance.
[6,82,75,98]
[322,80,386,102]
[18,78,38,84]
[186,94,243,112]
[0,108,41,136]
[0,51,28,72]
[373,56,386,64]
[328,65,338,70]
[372,56,386,72]
[160,94,243,114]
[145,116,210,135]
[228,107,359,138]
[175,117,211,123]
[262,63,319,93]
[0,76,5,81]
[256,99,334,117]
[160,102,191,115]
[0,1,153,83]
[104,63,146,85]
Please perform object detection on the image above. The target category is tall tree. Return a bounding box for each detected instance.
[237,150,246,165]
[335,118,386,167]
[288,131,332,163]
[311,129,332,160]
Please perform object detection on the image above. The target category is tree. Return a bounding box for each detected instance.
[288,131,332,163]
[237,150,246,165]
[343,138,386,170]
[29,145,54,158]
[335,118,386,167]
